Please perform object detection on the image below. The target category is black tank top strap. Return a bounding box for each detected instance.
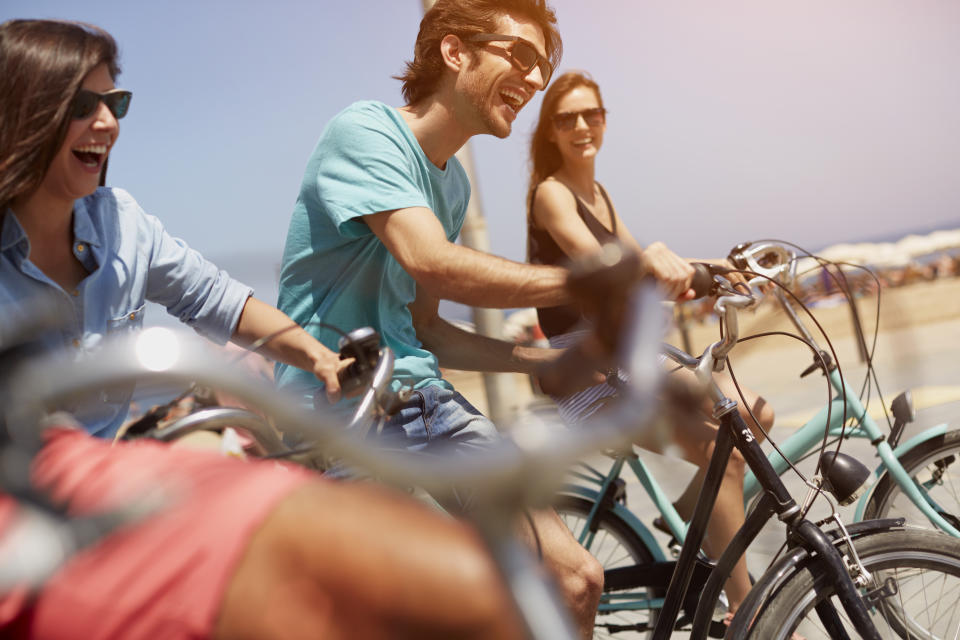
[596,182,617,236]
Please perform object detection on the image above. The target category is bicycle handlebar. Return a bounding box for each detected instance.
[728,241,797,285]
[151,407,286,454]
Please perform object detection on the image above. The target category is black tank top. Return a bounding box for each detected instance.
[527,180,618,338]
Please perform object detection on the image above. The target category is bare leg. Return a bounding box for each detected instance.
[672,425,753,609]
[517,509,605,640]
[214,481,526,640]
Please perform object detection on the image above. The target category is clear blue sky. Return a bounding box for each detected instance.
[5,0,960,306]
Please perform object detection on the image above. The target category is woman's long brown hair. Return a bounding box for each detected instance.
[0,19,120,216]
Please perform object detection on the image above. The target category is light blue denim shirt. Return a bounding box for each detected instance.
[0,187,253,438]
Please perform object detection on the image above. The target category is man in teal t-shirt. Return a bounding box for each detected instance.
[277,101,469,397]
[277,1,607,633]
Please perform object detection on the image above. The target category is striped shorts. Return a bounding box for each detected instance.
[547,331,624,424]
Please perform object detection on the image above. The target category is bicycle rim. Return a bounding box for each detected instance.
[745,529,960,639]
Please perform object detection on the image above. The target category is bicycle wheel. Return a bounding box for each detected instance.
[864,429,960,531]
[556,495,660,639]
[744,528,960,639]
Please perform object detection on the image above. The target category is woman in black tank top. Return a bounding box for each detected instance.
[526,71,774,621]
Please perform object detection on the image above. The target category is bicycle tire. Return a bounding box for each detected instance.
[743,528,960,639]
[863,429,960,532]
[556,495,660,639]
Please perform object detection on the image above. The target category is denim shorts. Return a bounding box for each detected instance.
[325,385,499,507]
[379,384,500,454]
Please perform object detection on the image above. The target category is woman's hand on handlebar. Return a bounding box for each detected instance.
[314,354,354,403]
[232,297,353,403]
[642,241,696,301]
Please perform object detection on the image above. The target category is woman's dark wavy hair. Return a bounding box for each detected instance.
[0,19,120,215]
[396,0,562,106]
[527,70,603,209]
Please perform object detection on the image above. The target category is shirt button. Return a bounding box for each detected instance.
[72,339,81,348]
[71,289,79,297]
[129,312,136,320]
[76,243,85,253]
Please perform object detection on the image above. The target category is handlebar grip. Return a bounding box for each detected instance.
[689,262,715,299]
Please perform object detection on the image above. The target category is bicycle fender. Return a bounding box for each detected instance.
[853,424,949,522]
[726,519,905,638]
[559,485,667,562]
[890,423,948,460]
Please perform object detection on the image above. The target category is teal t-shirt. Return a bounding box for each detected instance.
[276,101,469,398]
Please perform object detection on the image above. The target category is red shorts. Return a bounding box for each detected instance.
[0,427,314,639]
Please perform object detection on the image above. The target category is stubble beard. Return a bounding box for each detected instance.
[463,72,511,139]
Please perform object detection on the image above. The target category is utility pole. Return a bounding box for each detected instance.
[417,0,517,425]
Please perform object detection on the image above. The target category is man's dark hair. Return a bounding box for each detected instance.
[396,0,561,106]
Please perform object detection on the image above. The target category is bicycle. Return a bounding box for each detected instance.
[4,247,959,640]
[555,248,960,638]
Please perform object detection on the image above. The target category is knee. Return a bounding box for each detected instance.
[558,546,604,616]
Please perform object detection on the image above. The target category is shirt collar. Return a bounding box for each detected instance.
[0,209,29,257]
[2,197,103,262]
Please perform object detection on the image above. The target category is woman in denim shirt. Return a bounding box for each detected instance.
[0,21,349,439]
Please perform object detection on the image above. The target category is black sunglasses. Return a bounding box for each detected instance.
[467,33,553,88]
[552,107,606,131]
[71,89,132,120]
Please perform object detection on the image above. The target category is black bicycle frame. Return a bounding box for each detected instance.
[651,401,882,640]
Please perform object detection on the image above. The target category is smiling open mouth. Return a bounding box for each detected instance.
[72,144,107,168]
[500,89,523,113]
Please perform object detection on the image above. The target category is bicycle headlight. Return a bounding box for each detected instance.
[820,451,871,506]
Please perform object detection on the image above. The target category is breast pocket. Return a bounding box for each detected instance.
[107,303,146,334]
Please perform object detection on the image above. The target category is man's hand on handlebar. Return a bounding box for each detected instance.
[535,342,607,398]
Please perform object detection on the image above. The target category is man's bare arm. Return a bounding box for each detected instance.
[409,286,560,374]
[365,206,570,309]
